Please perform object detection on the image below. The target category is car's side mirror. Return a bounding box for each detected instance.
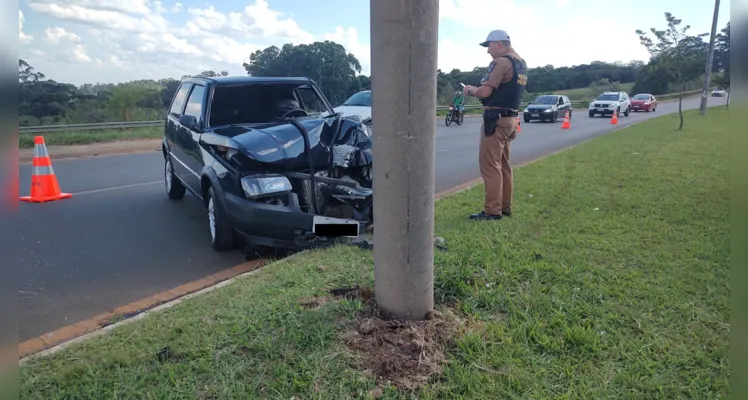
[179,115,200,132]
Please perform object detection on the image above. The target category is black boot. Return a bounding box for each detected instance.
[469,211,502,220]
[501,210,512,217]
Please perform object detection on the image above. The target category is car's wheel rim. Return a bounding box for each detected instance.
[165,160,172,192]
[208,197,216,242]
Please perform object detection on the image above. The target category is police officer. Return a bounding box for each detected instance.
[463,29,528,221]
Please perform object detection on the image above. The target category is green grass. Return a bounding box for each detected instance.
[19,127,162,148]
[19,108,731,399]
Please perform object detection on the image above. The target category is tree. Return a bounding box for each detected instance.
[636,12,708,130]
[182,70,229,80]
[243,41,363,106]
[713,22,730,105]
[105,83,163,121]
[18,59,45,83]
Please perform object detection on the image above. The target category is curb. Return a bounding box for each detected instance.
[15,114,662,365]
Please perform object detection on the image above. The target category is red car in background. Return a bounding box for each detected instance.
[630,93,658,112]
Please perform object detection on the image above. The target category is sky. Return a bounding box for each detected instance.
[16,0,731,86]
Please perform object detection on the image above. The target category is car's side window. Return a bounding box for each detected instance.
[169,83,192,117]
[183,85,206,122]
[296,87,327,115]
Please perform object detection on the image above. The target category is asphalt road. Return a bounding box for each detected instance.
[15,96,717,341]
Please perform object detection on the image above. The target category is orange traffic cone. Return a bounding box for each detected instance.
[610,109,619,125]
[517,120,522,132]
[20,136,72,203]
[561,110,571,129]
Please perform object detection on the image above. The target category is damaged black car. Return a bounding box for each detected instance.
[162,76,373,251]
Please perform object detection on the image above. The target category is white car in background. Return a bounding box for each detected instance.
[324,90,372,128]
[711,88,727,97]
[588,91,631,118]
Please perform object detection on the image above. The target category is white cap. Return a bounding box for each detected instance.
[480,29,511,47]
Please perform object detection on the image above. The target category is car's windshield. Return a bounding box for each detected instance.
[207,82,332,127]
[633,94,651,100]
[596,94,620,101]
[342,91,371,107]
[532,96,558,105]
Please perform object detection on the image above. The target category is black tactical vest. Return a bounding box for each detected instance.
[480,55,528,110]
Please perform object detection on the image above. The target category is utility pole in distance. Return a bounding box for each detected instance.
[699,0,720,115]
[370,0,438,320]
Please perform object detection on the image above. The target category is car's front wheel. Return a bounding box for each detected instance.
[165,156,186,199]
[589,110,595,118]
[206,186,235,251]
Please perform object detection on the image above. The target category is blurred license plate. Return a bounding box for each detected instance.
[531,114,539,117]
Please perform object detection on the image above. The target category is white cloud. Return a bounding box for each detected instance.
[184,1,314,43]
[435,0,650,70]
[44,27,81,44]
[20,0,651,85]
[19,11,34,44]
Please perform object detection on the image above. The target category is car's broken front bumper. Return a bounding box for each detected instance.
[224,191,366,250]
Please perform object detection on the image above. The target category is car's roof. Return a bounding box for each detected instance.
[183,75,315,85]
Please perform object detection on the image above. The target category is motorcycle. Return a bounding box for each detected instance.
[445,105,464,126]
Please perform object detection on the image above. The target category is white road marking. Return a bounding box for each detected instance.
[72,180,162,196]
[437,149,448,153]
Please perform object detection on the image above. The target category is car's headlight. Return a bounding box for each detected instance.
[543,108,552,112]
[240,174,293,199]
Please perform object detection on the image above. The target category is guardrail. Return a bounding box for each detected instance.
[20,120,163,134]
[19,88,712,134]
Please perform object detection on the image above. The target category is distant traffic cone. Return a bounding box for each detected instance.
[517,120,522,132]
[561,110,571,129]
[20,136,72,203]
[610,109,619,125]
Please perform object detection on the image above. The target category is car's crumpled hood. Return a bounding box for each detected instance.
[203,118,372,172]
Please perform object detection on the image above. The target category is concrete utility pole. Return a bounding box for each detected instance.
[699,0,720,115]
[370,0,438,320]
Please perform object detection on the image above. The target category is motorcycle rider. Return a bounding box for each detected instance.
[451,90,466,118]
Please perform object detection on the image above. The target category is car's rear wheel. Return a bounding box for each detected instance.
[206,186,235,251]
[623,106,630,117]
[165,156,185,199]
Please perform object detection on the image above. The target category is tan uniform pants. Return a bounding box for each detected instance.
[479,116,519,215]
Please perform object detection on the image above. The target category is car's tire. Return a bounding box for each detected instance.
[623,106,630,117]
[552,111,558,122]
[164,155,186,199]
[206,186,235,251]
[524,117,530,123]
[589,111,595,118]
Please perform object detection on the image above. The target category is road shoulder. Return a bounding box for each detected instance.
[19,139,162,163]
